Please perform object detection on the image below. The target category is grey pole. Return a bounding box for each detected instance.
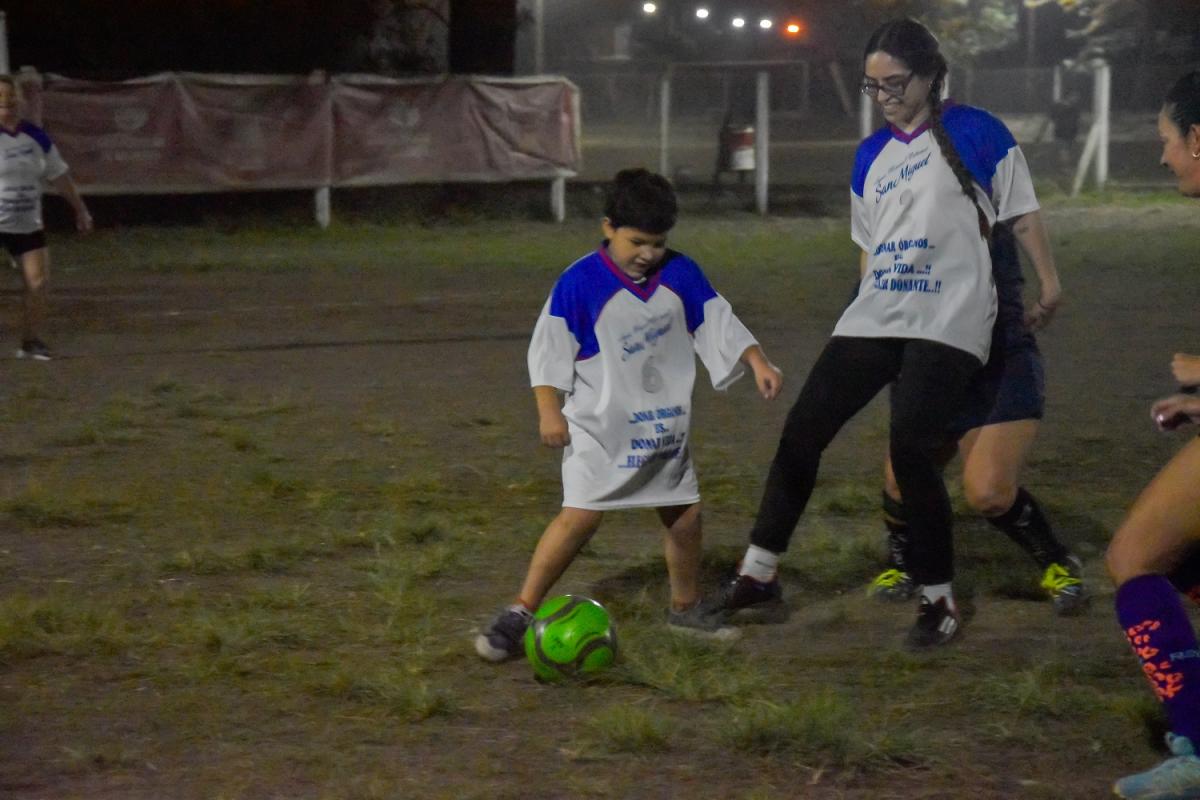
[0,12,10,74]
[658,69,671,177]
[755,70,769,215]
[533,0,544,74]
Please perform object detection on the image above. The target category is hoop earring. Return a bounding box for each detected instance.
[1192,150,1200,160]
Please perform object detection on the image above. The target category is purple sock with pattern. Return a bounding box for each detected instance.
[1116,574,1200,742]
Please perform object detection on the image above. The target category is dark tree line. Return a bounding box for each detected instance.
[3,0,516,78]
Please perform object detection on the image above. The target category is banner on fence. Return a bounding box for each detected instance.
[16,71,580,194]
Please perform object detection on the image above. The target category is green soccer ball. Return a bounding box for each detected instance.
[524,595,618,682]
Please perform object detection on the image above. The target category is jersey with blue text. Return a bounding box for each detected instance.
[838,103,1039,363]
[528,246,758,510]
[0,121,69,234]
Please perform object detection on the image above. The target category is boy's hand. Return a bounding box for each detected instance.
[539,409,571,447]
[742,345,782,400]
[1171,353,1200,389]
[1152,393,1200,431]
[753,361,783,400]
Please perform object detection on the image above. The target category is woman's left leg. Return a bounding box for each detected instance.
[1106,437,1200,797]
[889,340,980,592]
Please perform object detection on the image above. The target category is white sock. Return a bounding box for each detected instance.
[922,583,955,610]
[739,545,779,582]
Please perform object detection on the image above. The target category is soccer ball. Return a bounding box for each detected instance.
[524,595,618,682]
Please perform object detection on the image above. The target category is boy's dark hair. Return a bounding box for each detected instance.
[1165,70,1200,134]
[604,168,678,234]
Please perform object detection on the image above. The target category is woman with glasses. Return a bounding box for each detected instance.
[1103,70,1200,800]
[706,17,1057,648]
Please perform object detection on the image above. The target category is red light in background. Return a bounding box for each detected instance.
[784,20,807,39]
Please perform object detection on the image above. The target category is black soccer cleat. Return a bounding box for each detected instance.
[904,596,961,650]
[708,573,787,622]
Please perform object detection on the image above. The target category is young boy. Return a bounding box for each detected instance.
[475,168,783,661]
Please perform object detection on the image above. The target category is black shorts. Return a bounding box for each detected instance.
[948,338,1045,436]
[0,230,46,259]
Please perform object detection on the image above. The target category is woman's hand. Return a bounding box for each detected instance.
[1151,393,1200,431]
[1171,353,1200,389]
[74,206,93,234]
[1024,283,1061,332]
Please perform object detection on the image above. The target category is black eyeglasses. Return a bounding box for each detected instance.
[860,72,915,99]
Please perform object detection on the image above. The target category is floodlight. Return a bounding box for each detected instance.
[784,20,806,38]
[759,18,772,29]
[695,7,710,19]
[731,16,745,28]
[642,2,657,14]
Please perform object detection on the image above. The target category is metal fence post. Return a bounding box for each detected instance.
[755,70,769,216]
[659,67,672,178]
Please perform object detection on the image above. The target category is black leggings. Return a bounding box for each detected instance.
[749,336,981,586]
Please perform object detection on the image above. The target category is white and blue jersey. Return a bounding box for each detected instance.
[0,121,69,234]
[528,246,758,510]
[837,103,1040,364]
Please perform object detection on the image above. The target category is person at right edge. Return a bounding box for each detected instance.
[1105,69,1200,800]
[707,18,1057,649]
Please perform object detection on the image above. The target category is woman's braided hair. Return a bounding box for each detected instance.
[865,19,990,238]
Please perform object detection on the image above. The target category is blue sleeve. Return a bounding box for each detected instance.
[943,105,1017,198]
[658,253,718,334]
[852,128,892,198]
[17,121,53,154]
[547,254,622,361]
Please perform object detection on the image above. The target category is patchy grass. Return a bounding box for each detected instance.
[0,208,1191,798]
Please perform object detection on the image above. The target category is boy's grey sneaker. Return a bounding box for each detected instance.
[16,338,52,361]
[474,604,533,662]
[667,601,741,642]
[710,573,787,622]
[1041,554,1089,616]
[1113,733,1200,799]
[868,568,918,602]
[904,596,961,650]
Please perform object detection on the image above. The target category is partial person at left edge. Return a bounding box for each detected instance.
[0,74,93,361]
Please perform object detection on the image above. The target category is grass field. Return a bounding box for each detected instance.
[2,189,1199,799]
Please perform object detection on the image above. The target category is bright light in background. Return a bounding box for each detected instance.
[642,2,657,14]
[784,20,807,38]
[695,6,709,19]
[758,18,772,29]
[731,16,745,28]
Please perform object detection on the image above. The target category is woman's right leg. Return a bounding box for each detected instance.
[747,336,902,554]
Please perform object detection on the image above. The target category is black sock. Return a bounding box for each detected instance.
[882,491,911,572]
[986,487,1068,570]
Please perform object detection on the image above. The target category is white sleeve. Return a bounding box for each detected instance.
[43,144,69,182]
[692,294,757,391]
[992,145,1039,222]
[527,296,578,391]
[850,190,872,253]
